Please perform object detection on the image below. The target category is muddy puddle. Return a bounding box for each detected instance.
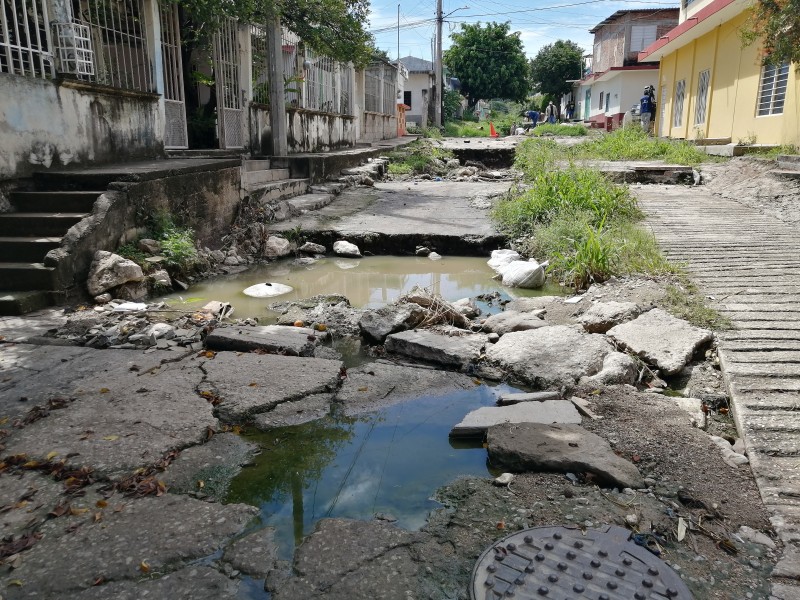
[162,256,564,320]
[226,381,523,559]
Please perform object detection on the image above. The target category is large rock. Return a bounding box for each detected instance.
[450,401,581,437]
[205,324,327,356]
[359,304,427,343]
[481,310,547,335]
[86,250,144,296]
[607,308,713,375]
[578,301,641,333]
[580,352,638,386]
[485,325,616,388]
[300,241,327,254]
[265,235,292,258]
[385,329,487,369]
[487,422,645,489]
[199,351,343,420]
[333,240,362,258]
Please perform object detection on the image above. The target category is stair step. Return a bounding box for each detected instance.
[9,191,103,213]
[242,168,290,186]
[0,236,62,262]
[287,193,334,216]
[0,263,55,291]
[771,170,800,180]
[0,290,51,315]
[243,159,271,172]
[0,213,88,236]
[246,178,309,200]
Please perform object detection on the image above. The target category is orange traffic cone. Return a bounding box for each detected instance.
[489,122,499,137]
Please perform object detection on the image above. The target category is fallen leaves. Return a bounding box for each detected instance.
[0,533,42,560]
[13,397,73,428]
[139,559,151,574]
[110,449,178,498]
[101,435,120,441]
[199,390,223,406]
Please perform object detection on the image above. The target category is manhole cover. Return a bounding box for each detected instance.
[471,524,693,599]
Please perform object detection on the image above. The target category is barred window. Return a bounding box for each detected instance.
[757,62,789,116]
[673,79,685,128]
[694,69,710,125]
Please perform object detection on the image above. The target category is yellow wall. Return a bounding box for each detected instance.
[656,10,800,146]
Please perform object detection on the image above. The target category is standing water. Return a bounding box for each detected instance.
[161,256,563,320]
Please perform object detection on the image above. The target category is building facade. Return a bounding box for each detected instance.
[639,0,799,145]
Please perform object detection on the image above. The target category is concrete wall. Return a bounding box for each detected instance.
[657,10,800,144]
[250,106,357,154]
[360,112,398,143]
[0,75,163,181]
[44,166,241,294]
[404,72,433,127]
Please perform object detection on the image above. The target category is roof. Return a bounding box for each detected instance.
[589,8,678,33]
[396,56,433,72]
[638,0,746,61]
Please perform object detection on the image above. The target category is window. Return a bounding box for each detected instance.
[757,62,789,116]
[673,79,686,127]
[605,92,610,113]
[404,90,412,108]
[694,69,710,125]
[599,91,604,110]
[630,25,657,53]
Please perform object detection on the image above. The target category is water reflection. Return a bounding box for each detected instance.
[161,256,564,320]
[225,382,521,558]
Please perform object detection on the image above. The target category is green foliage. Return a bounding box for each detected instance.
[386,140,453,175]
[161,227,198,269]
[740,0,800,67]
[443,89,463,122]
[116,243,152,273]
[529,40,583,99]
[492,139,674,289]
[531,123,588,137]
[169,0,373,66]
[664,276,731,329]
[443,22,529,108]
[443,121,491,137]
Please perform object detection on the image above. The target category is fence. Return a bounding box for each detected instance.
[250,24,269,104]
[69,0,154,92]
[0,0,55,78]
[364,63,396,115]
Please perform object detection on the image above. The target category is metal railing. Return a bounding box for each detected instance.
[70,0,153,92]
[0,0,55,78]
[364,63,396,115]
[281,28,300,107]
[304,49,337,112]
[250,24,269,104]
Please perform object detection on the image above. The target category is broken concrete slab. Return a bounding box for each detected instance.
[4,359,217,476]
[578,301,641,333]
[384,329,488,369]
[160,432,257,501]
[450,401,581,437]
[253,392,334,428]
[497,391,561,405]
[485,325,616,388]
[480,310,547,335]
[205,325,327,356]
[358,303,426,344]
[579,351,638,386]
[222,527,279,579]
[1,493,257,598]
[266,518,425,600]
[486,422,644,489]
[335,361,475,413]
[607,308,713,375]
[62,566,240,600]
[199,352,342,421]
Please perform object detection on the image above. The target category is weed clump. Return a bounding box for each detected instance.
[386,139,454,176]
[531,123,588,137]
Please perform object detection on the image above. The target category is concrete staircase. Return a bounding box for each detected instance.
[772,155,800,181]
[0,189,102,315]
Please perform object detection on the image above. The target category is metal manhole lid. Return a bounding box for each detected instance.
[471,524,693,600]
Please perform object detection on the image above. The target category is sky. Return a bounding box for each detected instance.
[367,0,678,62]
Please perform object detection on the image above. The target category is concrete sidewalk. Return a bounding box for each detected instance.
[639,184,800,599]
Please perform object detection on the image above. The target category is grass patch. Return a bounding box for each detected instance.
[116,243,153,273]
[663,275,731,329]
[570,127,711,165]
[531,123,588,137]
[385,139,454,176]
[493,138,676,289]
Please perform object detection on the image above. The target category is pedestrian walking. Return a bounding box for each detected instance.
[640,87,655,133]
[545,101,556,124]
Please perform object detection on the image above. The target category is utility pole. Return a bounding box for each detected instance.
[434,0,442,127]
[397,4,400,61]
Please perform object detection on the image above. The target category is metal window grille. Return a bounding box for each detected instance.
[694,69,710,125]
[160,3,187,148]
[213,17,244,148]
[0,0,55,78]
[340,65,353,115]
[53,21,92,76]
[673,79,685,128]
[305,48,337,112]
[382,71,395,115]
[251,24,269,105]
[757,62,789,116]
[364,68,380,112]
[281,28,300,107]
[70,0,153,92]
[364,63,396,115]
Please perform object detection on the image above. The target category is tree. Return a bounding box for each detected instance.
[443,22,529,109]
[741,0,800,66]
[528,40,583,99]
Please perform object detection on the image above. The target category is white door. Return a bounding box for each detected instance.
[213,18,245,149]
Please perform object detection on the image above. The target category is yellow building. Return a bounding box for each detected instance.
[638,0,799,146]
